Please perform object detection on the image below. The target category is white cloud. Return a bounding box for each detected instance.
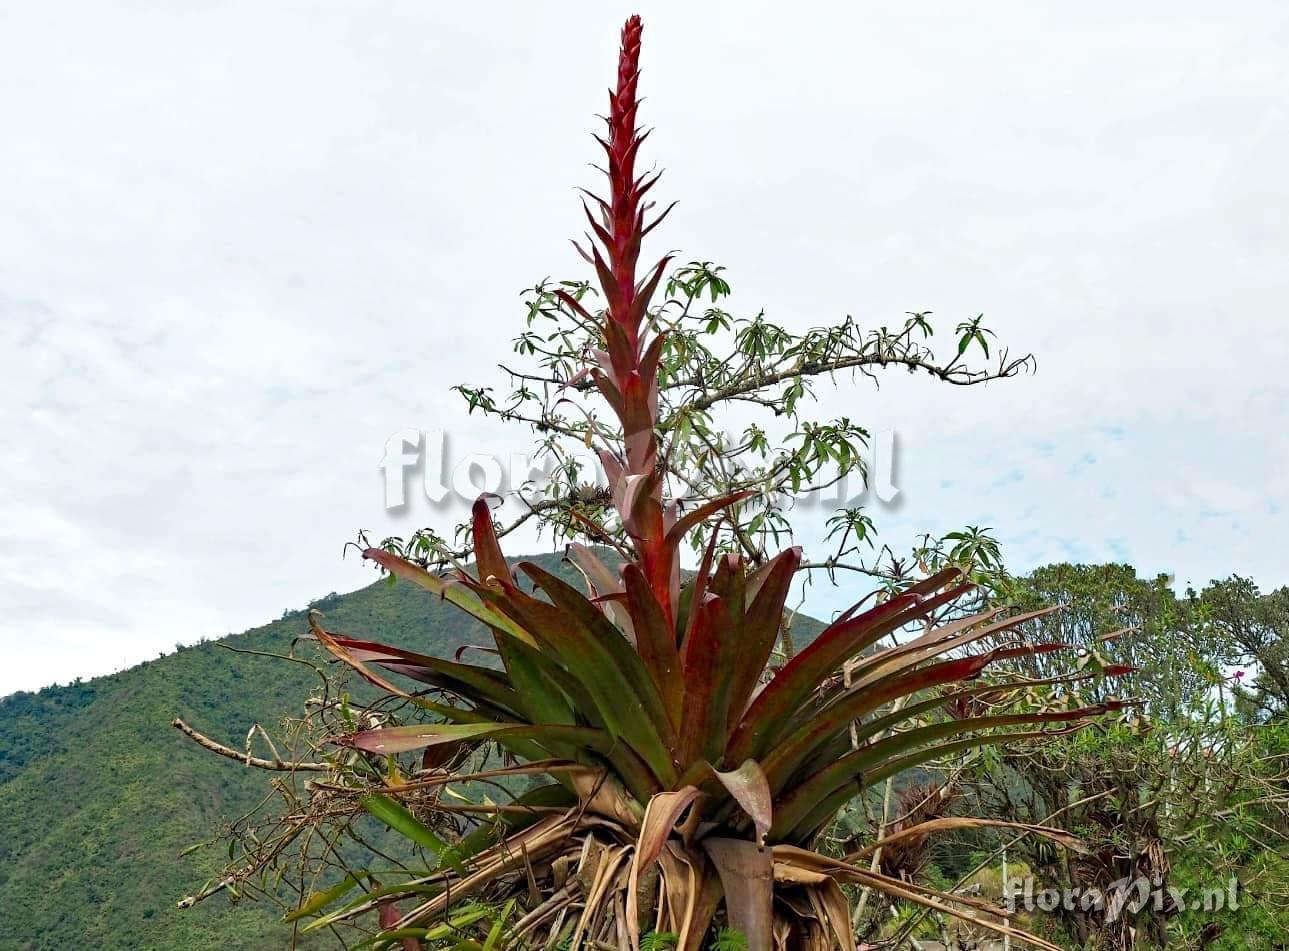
[2,1,1287,693]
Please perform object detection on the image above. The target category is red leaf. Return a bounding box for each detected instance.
[662,490,757,549]
[622,563,683,726]
[470,496,509,585]
[727,547,800,721]
[729,581,973,762]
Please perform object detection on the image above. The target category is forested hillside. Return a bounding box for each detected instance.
[0,550,828,950]
[2,557,1284,949]
[0,552,682,949]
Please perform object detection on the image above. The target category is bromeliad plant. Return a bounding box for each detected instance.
[286,17,1130,950]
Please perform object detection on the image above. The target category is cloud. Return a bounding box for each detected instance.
[2,0,1288,693]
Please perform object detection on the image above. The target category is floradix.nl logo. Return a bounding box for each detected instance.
[379,428,901,511]
[1005,875,1239,921]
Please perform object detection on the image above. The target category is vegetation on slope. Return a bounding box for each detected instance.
[0,552,646,950]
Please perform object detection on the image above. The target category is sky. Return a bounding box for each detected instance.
[2,1,1287,697]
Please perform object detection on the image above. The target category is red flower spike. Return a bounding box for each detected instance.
[579,15,685,624]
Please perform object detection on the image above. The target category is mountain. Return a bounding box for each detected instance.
[0,552,824,950]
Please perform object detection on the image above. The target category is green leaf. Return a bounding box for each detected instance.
[728,571,969,761]
[322,634,522,715]
[362,548,536,647]
[347,721,611,757]
[516,562,678,785]
[282,873,365,923]
[360,794,455,865]
[482,898,516,950]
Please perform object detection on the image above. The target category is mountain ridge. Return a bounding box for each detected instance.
[0,551,824,949]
